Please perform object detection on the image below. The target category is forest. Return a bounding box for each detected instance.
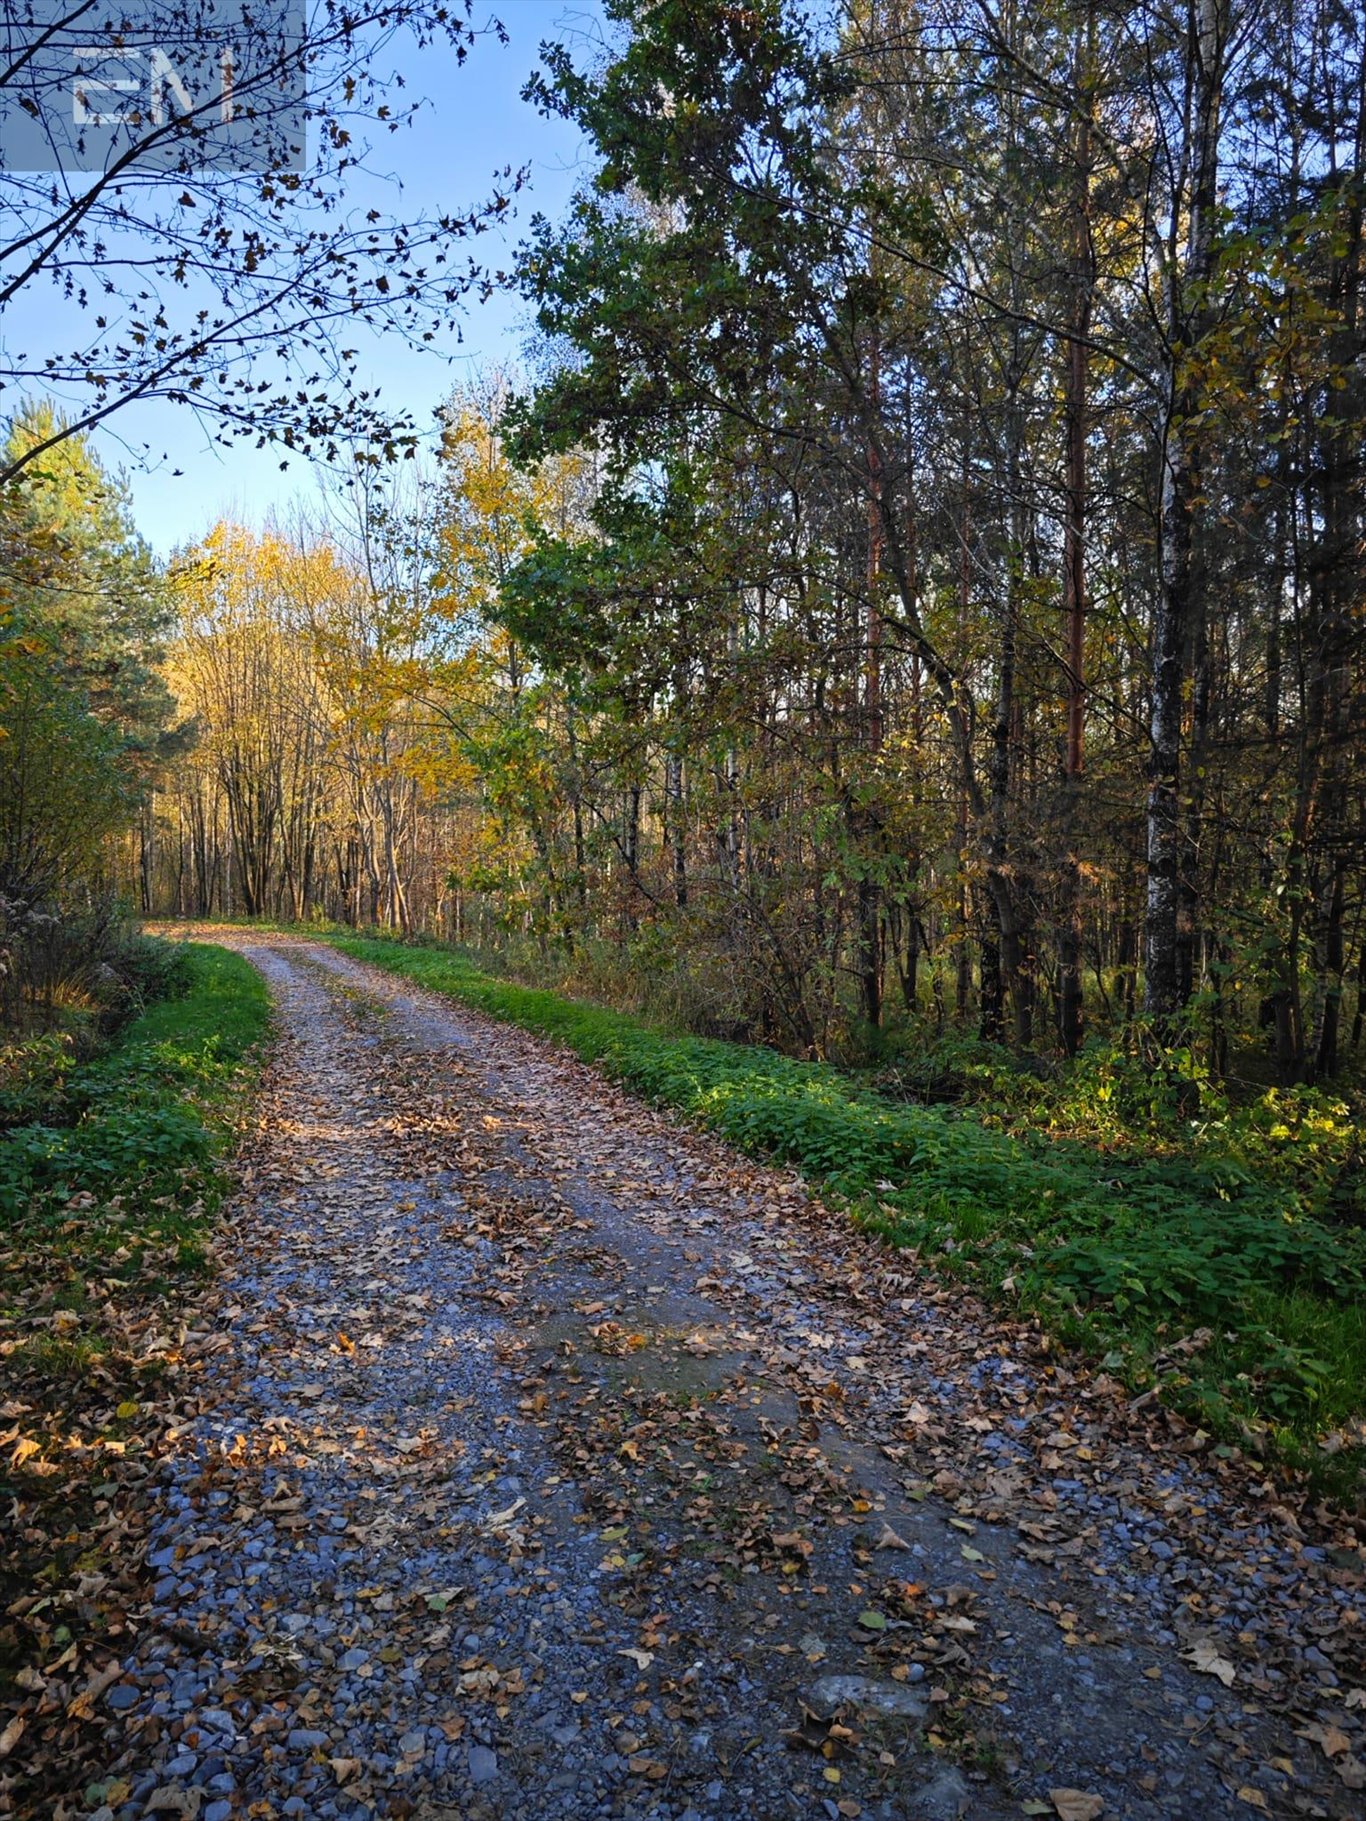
[4,0,1362,1087]
[48,1,1366,1086]
[2,3,1365,1816]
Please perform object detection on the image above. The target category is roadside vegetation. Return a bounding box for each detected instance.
[0,940,270,1719]
[327,930,1365,1501]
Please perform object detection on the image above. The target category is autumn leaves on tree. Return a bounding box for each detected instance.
[10,0,1365,1091]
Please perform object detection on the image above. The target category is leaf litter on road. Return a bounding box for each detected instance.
[3,929,1361,1821]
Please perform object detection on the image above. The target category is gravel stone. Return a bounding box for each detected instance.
[468,1744,499,1785]
[808,1674,929,1722]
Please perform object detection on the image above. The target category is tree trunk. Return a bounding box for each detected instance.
[1145,0,1227,1030]
[1058,3,1095,1055]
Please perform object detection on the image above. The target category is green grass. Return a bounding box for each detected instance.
[324,930,1365,1497]
[0,941,271,1289]
[0,941,271,1774]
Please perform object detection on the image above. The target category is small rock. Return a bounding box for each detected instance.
[287,1728,328,1749]
[808,1674,928,1723]
[909,1765,971,1819]
[468,1743,498,1785]
[106,1683,139,1711]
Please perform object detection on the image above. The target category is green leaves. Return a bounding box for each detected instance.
[0,944,269,1227]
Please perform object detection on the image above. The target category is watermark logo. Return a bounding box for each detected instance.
[0,2,307,173]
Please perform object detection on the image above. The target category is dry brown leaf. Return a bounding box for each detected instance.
[143,1789,196,1815]
[1297,1721,1351,1759]
[66,1662,123,1720]
[1050,1791,1104,1821]
[1183,1641,1236,1686]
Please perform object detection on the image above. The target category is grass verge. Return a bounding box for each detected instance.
[326,931,1364,1501]
[0,941,270,1801]
[1,942,270,1234]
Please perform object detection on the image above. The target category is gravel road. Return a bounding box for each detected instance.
[85,933,1364,1821]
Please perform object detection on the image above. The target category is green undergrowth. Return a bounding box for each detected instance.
[0,942,271,1291]
[0,943,271,1748]
[327,931,1364,1499]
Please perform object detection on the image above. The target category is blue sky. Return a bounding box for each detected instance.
[63,2,607,550]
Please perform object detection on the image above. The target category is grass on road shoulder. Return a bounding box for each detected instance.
[1,941,268,1242]
[327,931,1364,1497]
[0,941,271,1741]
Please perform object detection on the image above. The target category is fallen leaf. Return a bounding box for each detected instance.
[1296,1721,1351,1759]
[66,1662,123,1720]
[1050,1791,1104,1821]
[144,1789,196,1815]
[1183,1641,1236,1687]
[875,1522,912,1551]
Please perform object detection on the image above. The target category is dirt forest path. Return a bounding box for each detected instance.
[88,933,1362,1821]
